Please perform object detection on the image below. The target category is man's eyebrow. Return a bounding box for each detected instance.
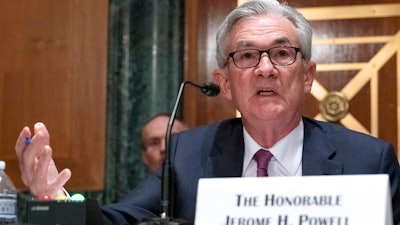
[273,37,291,45]
[234,41,253,48]
[233,37,292,49]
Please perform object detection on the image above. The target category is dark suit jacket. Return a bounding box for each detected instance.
[101,117,400,224]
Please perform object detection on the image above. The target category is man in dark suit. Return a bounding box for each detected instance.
[15,0,400,224]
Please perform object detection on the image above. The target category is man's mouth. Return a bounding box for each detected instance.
[257,89,275,96]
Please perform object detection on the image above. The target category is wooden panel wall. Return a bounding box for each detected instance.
[183,0,237,127]
[0,0,108,190]
[297,3,400,160]
[184,0,400,161]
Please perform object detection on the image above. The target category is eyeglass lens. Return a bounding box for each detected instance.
[230,46,299,68]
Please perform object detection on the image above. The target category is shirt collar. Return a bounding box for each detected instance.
[243,120,304,176]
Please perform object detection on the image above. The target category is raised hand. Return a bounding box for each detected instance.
[15,122,72,198]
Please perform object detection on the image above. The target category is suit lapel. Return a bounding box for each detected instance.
[205,117,344,177]
[302,118,344,175]
[206,118,244,177]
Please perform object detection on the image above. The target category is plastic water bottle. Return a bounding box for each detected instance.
[0,161,17,224]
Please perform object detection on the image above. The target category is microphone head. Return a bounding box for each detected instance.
[201,82,220,97]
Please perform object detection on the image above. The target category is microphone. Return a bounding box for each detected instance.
[198,82,220,97]
[139,81,219,225]
[163,81,219,220]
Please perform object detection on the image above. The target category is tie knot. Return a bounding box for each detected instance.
[253,149,273,177]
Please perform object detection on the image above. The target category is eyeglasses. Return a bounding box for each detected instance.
[227,46,302,69]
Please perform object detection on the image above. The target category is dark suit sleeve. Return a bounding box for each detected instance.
[99,172,162,224]
[379,142,400,225]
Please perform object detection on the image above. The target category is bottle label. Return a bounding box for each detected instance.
[0,198,17,217]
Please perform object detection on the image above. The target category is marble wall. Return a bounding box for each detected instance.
[106,0,184,203]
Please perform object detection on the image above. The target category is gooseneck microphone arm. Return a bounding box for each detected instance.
[161,81,220,224]
[139,81,219,225]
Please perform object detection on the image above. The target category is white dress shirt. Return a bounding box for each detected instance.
[242,120,303,177]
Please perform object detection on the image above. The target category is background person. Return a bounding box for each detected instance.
[140,113,188,173]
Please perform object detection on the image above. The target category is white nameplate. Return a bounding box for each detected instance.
[195,175,393,225]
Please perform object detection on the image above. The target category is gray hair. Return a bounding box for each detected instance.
[215,0,313,68]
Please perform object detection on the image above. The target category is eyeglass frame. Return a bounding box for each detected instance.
[226,46,303,69]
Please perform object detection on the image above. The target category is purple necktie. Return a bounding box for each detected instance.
[253,149,273,177]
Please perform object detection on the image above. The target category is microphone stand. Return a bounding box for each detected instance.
[138,81,219,225]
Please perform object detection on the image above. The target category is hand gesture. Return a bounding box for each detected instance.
[15,122,72,198]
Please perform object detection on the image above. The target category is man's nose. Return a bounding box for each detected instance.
[160,139,166,153]
[256,53,276,75]
[259,53,274,66]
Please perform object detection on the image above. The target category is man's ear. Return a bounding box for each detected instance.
[213,68,232,101]
[141,152,149,166]
[303,60,316,94]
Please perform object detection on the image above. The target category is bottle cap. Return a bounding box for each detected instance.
[0,161,5,170]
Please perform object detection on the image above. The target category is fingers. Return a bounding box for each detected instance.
[29,146,53,196]
[15,122,71,198]
[33,122,50,146]
[47,169,72,199]
[15,126,31,159]
[18,128,49,186]
[15,126,33,185]
[29,146,71,198]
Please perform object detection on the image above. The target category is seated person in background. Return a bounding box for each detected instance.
[140,113,188,173]
[14,0,400,224]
